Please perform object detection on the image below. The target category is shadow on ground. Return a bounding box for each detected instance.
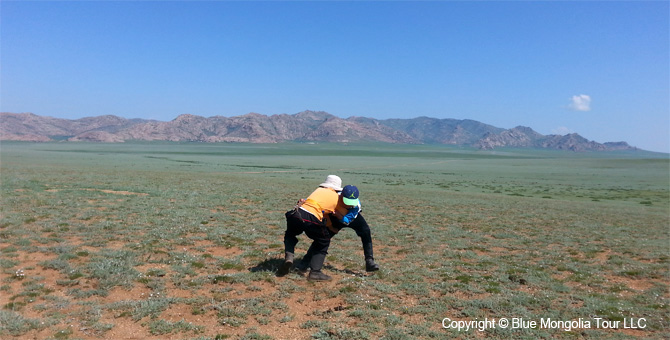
[249,258,370,278]
[248,258,284,273]
[324,264,367,277]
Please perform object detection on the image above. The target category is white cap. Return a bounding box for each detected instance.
[319,175,343,191]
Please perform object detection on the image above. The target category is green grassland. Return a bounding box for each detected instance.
[1,142,668,339]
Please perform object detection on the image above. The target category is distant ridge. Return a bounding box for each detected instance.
[0,111,637,152]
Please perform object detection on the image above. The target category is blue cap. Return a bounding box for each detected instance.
[341,185,359,206]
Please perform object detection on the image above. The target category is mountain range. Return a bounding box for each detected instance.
[0,111,636,152]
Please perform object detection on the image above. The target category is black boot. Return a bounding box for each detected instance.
[276,252,294,277]
[365,258,380,272]
[297,244,316,274]
[307,253,331,280]
[295,258,310,274]
[362,241,379,272]
[308,270,332,281]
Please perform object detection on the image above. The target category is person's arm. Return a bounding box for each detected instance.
[340,206,360,225]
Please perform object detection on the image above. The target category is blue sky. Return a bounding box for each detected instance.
[1,1,668,152]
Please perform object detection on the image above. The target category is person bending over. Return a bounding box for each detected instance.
[297,184,380,273]
[278,175,342,281]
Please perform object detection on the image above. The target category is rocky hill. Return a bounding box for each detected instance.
[0,111,636,151]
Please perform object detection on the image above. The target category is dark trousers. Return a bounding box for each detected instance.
[284,209,331,271]
[334,213,375,260]
[301,213,375,265]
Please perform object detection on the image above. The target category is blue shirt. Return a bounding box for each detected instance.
[340,204,361,225]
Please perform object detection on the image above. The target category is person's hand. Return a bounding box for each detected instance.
[293,198,306,209]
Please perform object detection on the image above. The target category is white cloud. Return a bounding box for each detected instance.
[552,126,572,135]
[568,94,591,111]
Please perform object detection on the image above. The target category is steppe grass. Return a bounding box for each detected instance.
[0,141,668,339]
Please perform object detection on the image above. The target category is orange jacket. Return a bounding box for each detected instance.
[301,187,339,221]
